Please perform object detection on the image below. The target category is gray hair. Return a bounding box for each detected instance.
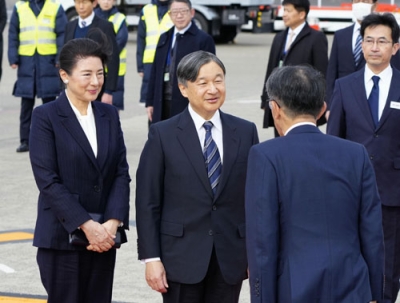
[177,51,226,86]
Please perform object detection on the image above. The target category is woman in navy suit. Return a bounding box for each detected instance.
[29,38,130,303]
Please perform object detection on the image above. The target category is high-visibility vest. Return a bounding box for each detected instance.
[16,0,60,56]
[142,4,173,63]
[109,12,127,76]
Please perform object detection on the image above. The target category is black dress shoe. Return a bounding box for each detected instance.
[16,143,29,153]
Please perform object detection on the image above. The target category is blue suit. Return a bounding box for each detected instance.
[328,67,400,303]
[246,125,384,303]
[136,108,258,286]
[326,24,400,108]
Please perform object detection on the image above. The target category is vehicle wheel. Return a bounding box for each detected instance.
[66,8,78,21]
[193,13,209,33]
[215,25,237,43]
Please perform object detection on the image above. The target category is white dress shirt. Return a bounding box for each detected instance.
[67,91,98,157]
[171,22,192,49]
[285,122,316,136]
[78,11,95,28]
[364,65,392,120]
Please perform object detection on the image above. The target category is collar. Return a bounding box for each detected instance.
[289,22,306,36]
[188,104,222,133]
[353,22,361,35]
[66,90,93,118]
[174,21,192,35]
[365,64,392,82]
[285,122,316,136]
[79,12,95,28]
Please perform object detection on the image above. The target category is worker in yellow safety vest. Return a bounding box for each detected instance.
[95,0,128,112]
[136,0,173,104]
[8,0,68,152]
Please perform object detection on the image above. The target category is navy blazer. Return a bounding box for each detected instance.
[64,15,120,92]
[146,22,215,123]
[30,92,130,250]
[327,67,400,207]
[261,23,328,127]
[135,108,259,285]
[246,125,384,303]
[326,24,400,108]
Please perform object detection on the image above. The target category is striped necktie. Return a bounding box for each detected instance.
[354,31,362,66]
[203,122,222,195]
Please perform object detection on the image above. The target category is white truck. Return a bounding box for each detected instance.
[60,0,277,42]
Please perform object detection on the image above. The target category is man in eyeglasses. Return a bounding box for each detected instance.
[145,0,215,124]
[328,13,400,303]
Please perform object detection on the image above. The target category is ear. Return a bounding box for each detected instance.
[392,43,400,56]
[59,69,69,83]
[299,10,306,21]
[92,0,98,8]
[190,8,195,18]
[178,83,188,98]
[316,102,327,120]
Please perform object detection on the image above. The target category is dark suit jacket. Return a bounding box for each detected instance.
[64,15,119,92]
[261,23,328,127]
[326,24,400,108]
[246,125,384,303]
[327,67,400,207]
[29,92,130,250]
[135,108,259,285]
[146,22,215,123]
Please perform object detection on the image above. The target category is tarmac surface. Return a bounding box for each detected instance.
[0,27,396,303]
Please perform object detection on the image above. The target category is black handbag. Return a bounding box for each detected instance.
[69,213,126,249]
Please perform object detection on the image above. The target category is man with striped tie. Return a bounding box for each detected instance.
[135,50,259,303]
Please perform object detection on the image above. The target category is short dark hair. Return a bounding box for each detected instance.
[282,0,310,17]
[59,38,108,75]
[266,65,325,119]
[177,51,226,86]
[169,0,192,9]
[361,13,400,43]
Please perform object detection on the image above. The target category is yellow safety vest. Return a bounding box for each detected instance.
[16,0,59,56]
[142,4,173,63]
[109,12,127,76]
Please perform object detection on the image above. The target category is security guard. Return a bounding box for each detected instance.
[8,0,67,152]
[136,0,173,104]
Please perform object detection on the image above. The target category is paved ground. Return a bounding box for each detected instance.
[0,27,397,303]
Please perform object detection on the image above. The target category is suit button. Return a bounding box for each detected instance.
[374,133,379,138]
[94,185,101,193]
[212,205,217,211]
[209,230,213,236]
[370,156,374,160]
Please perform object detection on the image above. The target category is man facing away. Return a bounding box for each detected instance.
[145,0,215,124]
[328,13,400,303]
[260,0,328,136]
[136,50,259,303]
[246,65,384,303]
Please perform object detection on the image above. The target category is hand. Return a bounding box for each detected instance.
[102,219,120,237]
[146,106,154,122]
[80,220,115,253]
[145,261,168,293]
[138,72,144,78]
[325,110,330,121]
[101,93,113,105]
[11,64,17,69]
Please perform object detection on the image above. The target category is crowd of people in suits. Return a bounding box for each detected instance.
[3,0,400,301]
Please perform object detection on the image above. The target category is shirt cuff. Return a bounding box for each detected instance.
[140,257,161,264]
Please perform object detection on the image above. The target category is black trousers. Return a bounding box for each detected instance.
[382,205,400,303]
[162,249,243,303]
[19,97,54,144]
[37,248,116,303]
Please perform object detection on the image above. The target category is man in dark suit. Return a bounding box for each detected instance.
[146,0,215,124]
[136,51,259,302]
[325,0,400,118]
[260,0,328,135]
[328,13,400,303]
[247,65,383,303]
[64,0,119,104]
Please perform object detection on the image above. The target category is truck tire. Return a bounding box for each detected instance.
[215,25,237,43]
[66,8,78,21]
[193,12,209,33]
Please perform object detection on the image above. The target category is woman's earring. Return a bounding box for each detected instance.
[63,80,69,84]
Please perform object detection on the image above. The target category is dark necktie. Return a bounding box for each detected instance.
[169,33,180,83]
[81,20,87,28]
[354,31,362,66]
[368,76,380,128]
[203,122,222,196]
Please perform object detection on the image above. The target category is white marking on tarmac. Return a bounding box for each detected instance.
[0,264,15,273]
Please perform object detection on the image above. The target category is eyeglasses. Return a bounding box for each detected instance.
[169,9,190,17]
[363,38,393,47]
[74,0,92,5]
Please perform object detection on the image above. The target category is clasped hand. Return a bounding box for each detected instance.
[80,219,120,253]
